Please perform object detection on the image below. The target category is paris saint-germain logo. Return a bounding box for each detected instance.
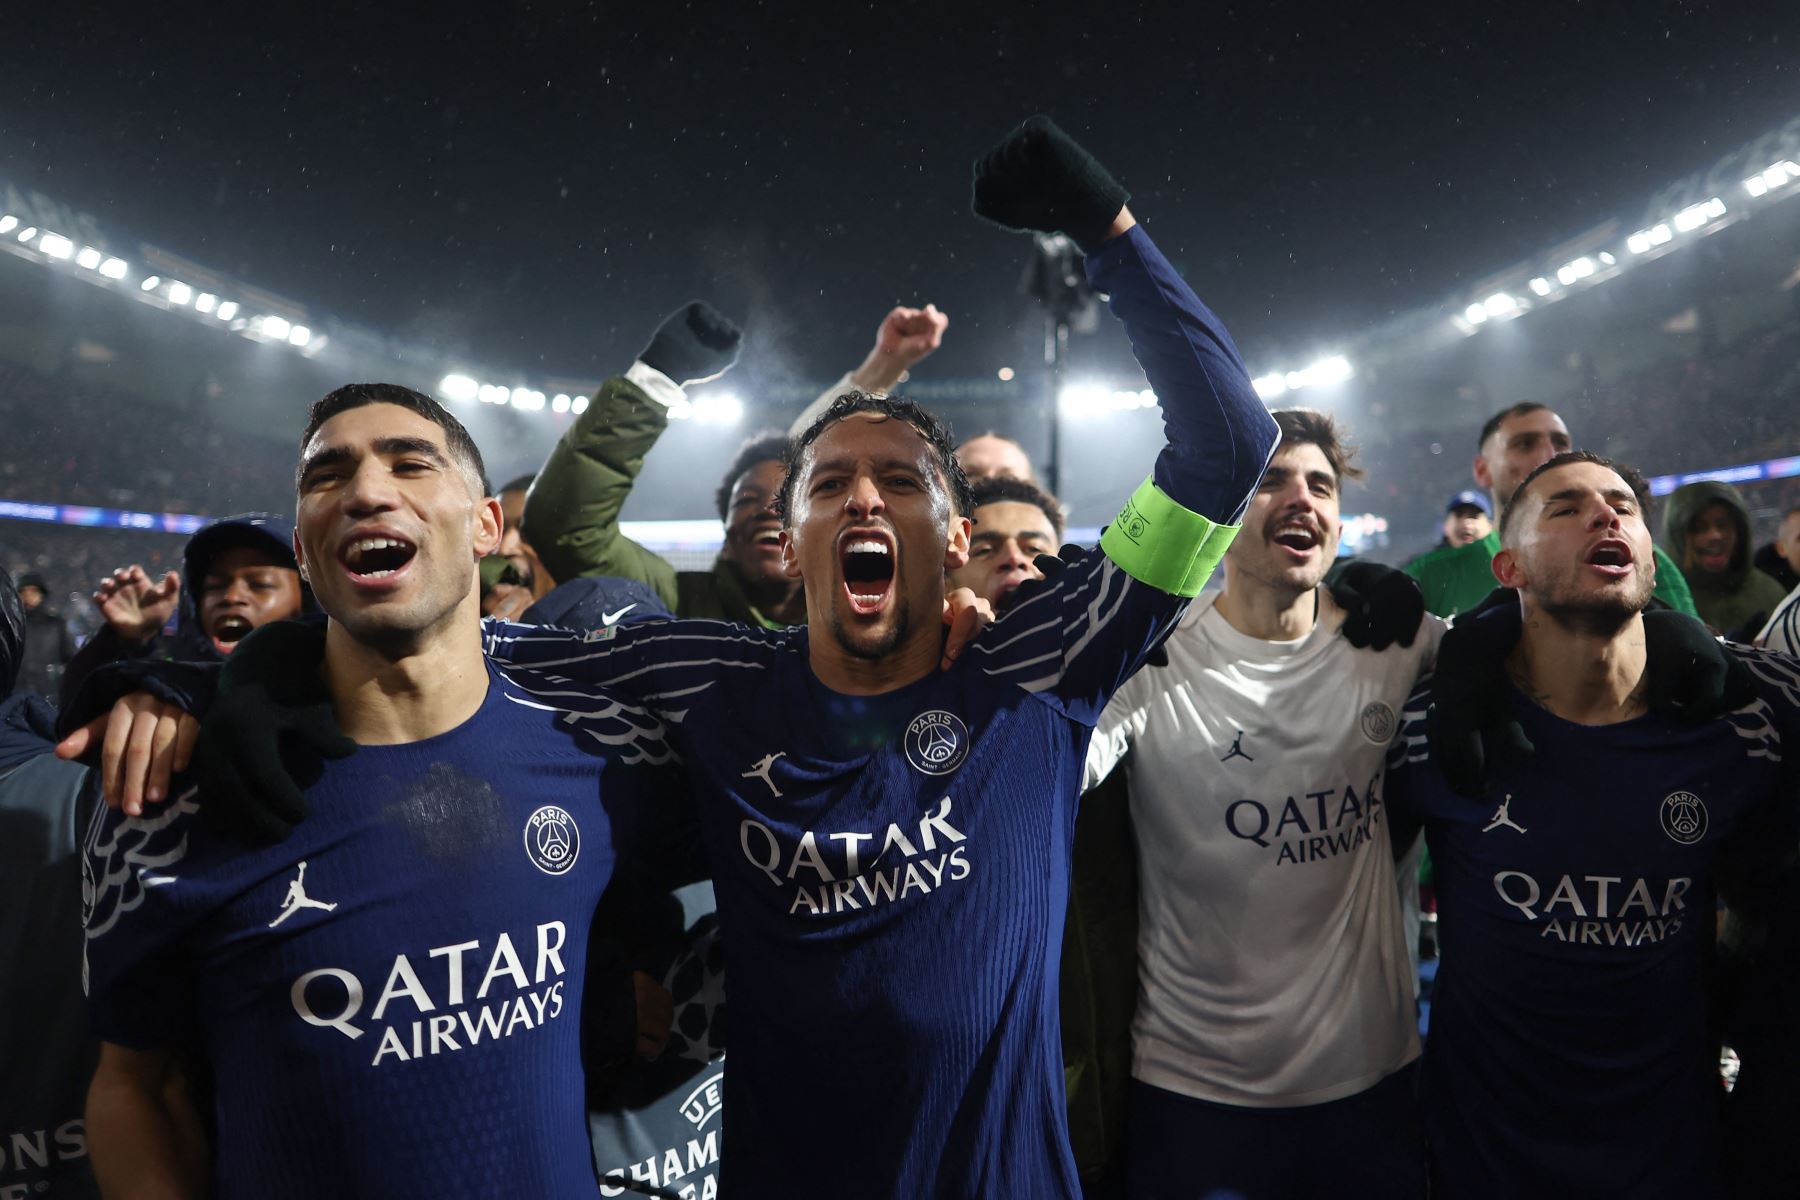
[905,710,970,776]
[524,805,581,875]
[1659,791,1708,846]
[1359,701,1397,745]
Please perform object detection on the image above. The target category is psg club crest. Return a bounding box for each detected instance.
[905,710,970,776]
[1359,701,1398,745]
[524,805,581,875]
[1659,791,1708,845]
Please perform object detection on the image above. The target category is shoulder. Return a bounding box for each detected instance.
[1728,643,1800,711]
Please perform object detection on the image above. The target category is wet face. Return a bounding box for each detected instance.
[1494,461,1655,633]
[956,435,1033,483]
[295,404,501,653]
[948,500,1057,610]
[1443,505,1492,547]
[199,545,304,656]
[1475,410,1572,511]
[1225,442,1342,595]
[1685,502,1738,576]
[781,413,970,661]
[720,458,789,586]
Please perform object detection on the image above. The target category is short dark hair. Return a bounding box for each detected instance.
[970,475,1065,542]
[1271,408,1364,486]
[715,431,792,521]
[775,390,974,525]
[498,473,537,497]
[1478,401,1552,451]
[298,383,488,496]
[1498,450,1650,541]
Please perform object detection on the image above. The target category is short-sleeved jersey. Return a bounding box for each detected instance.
[83,661,685,1199]
[487,550,1187,1198]
[1087,593,1442,1108]
[1385,646,1800,1199]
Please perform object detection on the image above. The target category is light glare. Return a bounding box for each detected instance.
[100,257,128,279]
[439,374,479,402]
[167,282,192,306]
[75,247,102,269]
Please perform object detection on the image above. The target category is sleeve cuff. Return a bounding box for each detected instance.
[625,360,686,410]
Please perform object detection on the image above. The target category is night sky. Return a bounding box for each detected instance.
[2,5,1798,400]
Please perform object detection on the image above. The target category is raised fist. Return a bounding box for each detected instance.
[94,565,181,644]
[972,115,1130,252]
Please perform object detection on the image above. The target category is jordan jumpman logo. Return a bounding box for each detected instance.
[1482,794,1527,835]
[741,752,786,797]
[1220,731,1253,763]
[268,861,339,928]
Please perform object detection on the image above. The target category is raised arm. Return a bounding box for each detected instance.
[788,303,950,435]
[523,302,743,605]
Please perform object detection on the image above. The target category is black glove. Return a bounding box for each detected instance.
[971,115,1130,253]
[1426,593,1535,799]
[1642,607,1757,721]
[1327,560,1424,651]
[638,301,743,385]
[191,617,355,844]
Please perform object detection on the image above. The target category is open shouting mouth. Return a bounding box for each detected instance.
[1269,518,1321,561]
[338,531,419,593]
[840,530,895,616]
[209,614,254,655]
[1584,538,1635,579]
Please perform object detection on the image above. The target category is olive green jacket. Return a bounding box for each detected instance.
[523,373,789,627]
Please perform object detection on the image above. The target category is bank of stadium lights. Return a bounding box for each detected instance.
[1058,383,1158,417]
[1251,354,1354,401]
[1743,160,1800,198]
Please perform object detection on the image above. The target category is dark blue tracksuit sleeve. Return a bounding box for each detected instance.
[1085,225,1279,524]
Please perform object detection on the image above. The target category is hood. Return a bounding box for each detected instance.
[0,689,59,772]
[1663,481,1755,583]
[0,565,23,695]
[177,513,317,649]
[520,576,672,632]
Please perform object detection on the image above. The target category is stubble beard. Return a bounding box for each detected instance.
[829,594,913,662]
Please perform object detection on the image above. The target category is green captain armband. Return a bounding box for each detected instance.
[1099,477,1239,597]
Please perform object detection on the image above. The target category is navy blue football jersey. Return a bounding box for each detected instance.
[1385,645,1800,1199]
[83,661,689,1199]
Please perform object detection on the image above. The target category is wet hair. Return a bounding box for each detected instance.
[1498,450,1649,542]
[715,431,793,521]
[1271,408,1364,487]
[775,390,974,526]
[298,383,487,497]
[1478,401,1552,451]
[970,475,1066,542]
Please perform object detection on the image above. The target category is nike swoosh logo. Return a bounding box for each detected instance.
[601,604,637,627]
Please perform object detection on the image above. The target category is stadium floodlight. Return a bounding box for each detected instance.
[1252,373,1288,400]
[1306,355,1353,386]
[1463,302,1488,325]
[510,388,545,411]
[260,314,291,340]
[140,275,162,291]
[478,384,507,405]
[1556,264,1577,287]
[1598,251,1616,266]
[195,293,217,313]
[100,257,128,279]
[571,395,590,415]
[1529,277,1552,296]
[0,216,15,235]
[1649,222,1673,245]
[1672,199,1724,233]
[38,233,73,259]
[1746,175,1770,198]
[1057,381,1110,418]
[1482,293,1518,318]
[167,281,192,306]
[439,374,479,403]
[75,247,102,270]
[692,392,744,424]
[551,393,571,413]
[1627,231,1652,254]
[997,367,1015,381]
[288,325,311,347]
[215,300,238,320]
[16,226,37,243]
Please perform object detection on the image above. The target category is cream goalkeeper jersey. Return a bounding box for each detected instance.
[1088,589,1443,1108]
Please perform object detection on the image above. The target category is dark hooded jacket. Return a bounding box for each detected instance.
[58,513,314,711]
[1751,541,1799,595]
[0,566,102,1197]
[1663,482,1790,637]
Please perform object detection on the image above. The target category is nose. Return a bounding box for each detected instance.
[1586,500,1621,532]
[343,461,400,516]
[220,577,253,606]
[845,473,885,519]
[996,540,1035,576]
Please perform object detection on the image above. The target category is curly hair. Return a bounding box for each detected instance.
[775,391,974,525]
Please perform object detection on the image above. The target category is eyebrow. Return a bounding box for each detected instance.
[970,528,1051,544]
[300,436,451,484]
[808,455,930,478]
[1541,486,1637,506]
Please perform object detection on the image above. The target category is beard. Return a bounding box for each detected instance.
[828,595,913,661]
[1533,562,1655,637]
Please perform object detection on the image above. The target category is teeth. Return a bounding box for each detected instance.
[851,593,884,605]
[754,531,782,545]
[845,540,889,555]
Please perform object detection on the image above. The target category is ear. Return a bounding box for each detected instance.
[779,529,803,580]
[473,496,505,558]
[293,530,310,584]
[1471,453,1493,493]
[1491,546,1526,590]
[943,516,972,571]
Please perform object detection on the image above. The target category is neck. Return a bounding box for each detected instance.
[807,619,941,697]
[1215,561,1317,641]
[323,601,490,745]
[1505,606,1648,725]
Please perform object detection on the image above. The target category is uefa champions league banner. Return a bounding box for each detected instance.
[0,498,208,535]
